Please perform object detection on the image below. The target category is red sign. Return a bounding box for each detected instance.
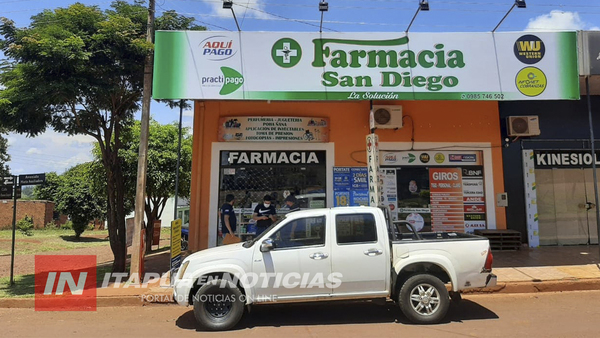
[35,255,97,311]
[464,204,486,213]
[430,168,464,232]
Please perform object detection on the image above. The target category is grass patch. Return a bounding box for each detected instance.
[0,229,109,256]
[0,274,35,298]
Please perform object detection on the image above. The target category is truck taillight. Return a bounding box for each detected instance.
[483,247,493,272]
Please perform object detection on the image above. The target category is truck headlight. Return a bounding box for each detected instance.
[178,261,189,279]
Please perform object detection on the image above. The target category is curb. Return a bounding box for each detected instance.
[463,278,600,295]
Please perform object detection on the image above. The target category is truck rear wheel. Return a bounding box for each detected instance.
[398,274,450,324]
[193,279,244,331]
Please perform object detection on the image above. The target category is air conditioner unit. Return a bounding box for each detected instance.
[507,116,540,137]
[373,105,403,129]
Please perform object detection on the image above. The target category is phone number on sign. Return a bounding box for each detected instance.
[460,93,504,100]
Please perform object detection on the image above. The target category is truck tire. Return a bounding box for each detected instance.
[398,274,450,324]
[193,279,245,331]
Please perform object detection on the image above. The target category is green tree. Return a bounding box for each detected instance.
[57,162,107,238]
[99,119,192,253]
[0,1,204,271]
[33,172,60,201]
[34,164,106,238]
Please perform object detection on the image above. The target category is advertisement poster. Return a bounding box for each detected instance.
[430,168,465,232]
[333,167,369,206]
[217,116,329,142]
[462,167,487,233]
[379,169,398,221]
[155,31,578,101]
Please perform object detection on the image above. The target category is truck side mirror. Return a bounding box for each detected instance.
[260,238,274,252]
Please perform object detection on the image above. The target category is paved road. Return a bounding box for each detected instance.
[2,291,600,337]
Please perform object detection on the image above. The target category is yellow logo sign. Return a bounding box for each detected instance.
[434,153,445,164]
[516,67,547,97]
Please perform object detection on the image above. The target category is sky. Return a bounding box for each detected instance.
[1,0,600,175]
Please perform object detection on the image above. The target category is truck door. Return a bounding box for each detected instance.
[252,214,332,300]
[331,211,388,296]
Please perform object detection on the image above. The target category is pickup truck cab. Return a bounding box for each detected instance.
[172,206,496,330]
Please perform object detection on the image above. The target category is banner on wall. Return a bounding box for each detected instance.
[523,150,540,247]
[217,116,329,142]
[380,169,399,221]
[333,167,369,207]
[533,150,600,169]
[154,31,579,101]
[380,150,483,166]
[429,167,487,233]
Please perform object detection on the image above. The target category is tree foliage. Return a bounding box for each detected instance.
[34,163,107,238]
[96,119,193,252]
[0,1,204,271]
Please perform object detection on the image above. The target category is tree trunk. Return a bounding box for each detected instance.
[105,149,127,272]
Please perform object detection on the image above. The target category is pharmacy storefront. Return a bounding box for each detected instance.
[153,30,579,250]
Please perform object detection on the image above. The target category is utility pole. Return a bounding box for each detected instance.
[131,0,155,281]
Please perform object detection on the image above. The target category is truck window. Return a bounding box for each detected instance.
[270,216,326,249]
[335,213,377,244]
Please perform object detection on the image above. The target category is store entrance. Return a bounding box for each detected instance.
[536,168,600,245]
[217,150,327,243]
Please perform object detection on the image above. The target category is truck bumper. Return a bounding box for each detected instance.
[172,278,193,306]
[485,273,497,288]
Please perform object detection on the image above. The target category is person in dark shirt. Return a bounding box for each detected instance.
[284,195,300,213]
[220,194,237,238]
[252,195,277,235]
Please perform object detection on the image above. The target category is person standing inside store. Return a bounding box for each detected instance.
[252,194,277,235]
[220,194,237,239]
[284,195,300,213]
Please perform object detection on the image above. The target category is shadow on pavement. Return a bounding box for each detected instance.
[175,299,498,331]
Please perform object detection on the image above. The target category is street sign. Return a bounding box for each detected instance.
[0,186,20,199]
[19,173,45,186]
[3,176,14,186]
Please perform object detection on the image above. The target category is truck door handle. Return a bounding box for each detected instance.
[309,252,329,260]
[363,248,383,256]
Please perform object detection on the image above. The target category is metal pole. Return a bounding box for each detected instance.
[174,100,184,221]
[9,175,17,286]
[586,76,600,253]
[492,3,516,32]
[131,0,155,281]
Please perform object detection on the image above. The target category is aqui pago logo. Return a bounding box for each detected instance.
[271,38,302,68]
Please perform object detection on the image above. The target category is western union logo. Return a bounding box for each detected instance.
[514,34,545,65]
[517,41,542,52]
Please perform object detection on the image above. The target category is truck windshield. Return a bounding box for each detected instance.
[242,216,287,248]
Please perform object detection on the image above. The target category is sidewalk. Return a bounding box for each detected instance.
[468,244,600,294]
[2,245,600,308]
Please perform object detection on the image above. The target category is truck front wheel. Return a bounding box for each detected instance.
[398,274,450,324]
[193,279,245,331]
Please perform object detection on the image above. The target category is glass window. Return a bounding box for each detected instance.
[336,213,377,244]
[270,216,326,249]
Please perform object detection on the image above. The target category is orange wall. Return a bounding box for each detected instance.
[189,100,506,251]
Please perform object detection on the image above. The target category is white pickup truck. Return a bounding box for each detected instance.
[172,206,496,330]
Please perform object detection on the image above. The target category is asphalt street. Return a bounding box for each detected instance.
[2,290,600,337]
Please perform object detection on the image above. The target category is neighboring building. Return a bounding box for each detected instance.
[0,200,59,229]
[498,31,600,247]
[153,30,580,251]
[500,96,600,246]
